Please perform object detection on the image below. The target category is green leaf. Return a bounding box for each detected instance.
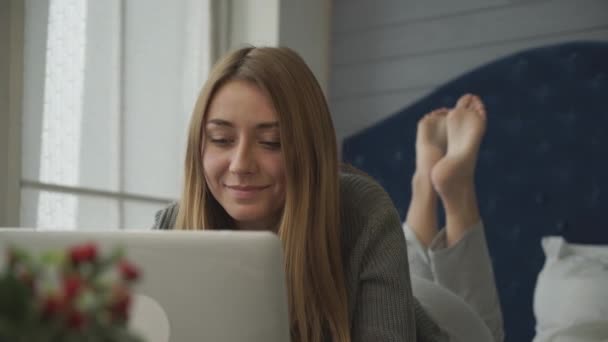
[76,290,100,312]
[0,317,18,341]
[110,247,126,262]
[7,245,30,262]
[0,274,30,322]
[40,251,66,266]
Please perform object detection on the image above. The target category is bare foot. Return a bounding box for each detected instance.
[406,108,448,246]
[430,94,486,245]
[415,108,449,178]
[431,94,486,199]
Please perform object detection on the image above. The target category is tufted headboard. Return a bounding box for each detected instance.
[341,41,608,342]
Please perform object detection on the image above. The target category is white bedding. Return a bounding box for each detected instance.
[533,236,608,342]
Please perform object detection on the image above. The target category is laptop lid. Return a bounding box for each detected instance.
[0,229,291,342]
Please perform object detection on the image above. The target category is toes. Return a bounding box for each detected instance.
[435,107,450,116]
[456,94,487,119]
[429,108,449,116]
[470,95,482,108]
[470,95,487,119]
[455,94,473,109]
[421,108,448,127]
[417,114,430,128]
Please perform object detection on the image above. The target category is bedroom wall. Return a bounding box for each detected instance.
[329,0,608,144]
[279,0,332,94]
[229,0,331,94]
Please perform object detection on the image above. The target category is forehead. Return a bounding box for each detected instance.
[206,80,278,124]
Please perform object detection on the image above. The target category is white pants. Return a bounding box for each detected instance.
[404,222,505,342]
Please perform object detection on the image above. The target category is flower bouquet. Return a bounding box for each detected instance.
[0,242,144,342]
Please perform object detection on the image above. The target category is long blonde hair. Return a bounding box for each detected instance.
[175,46,350,342]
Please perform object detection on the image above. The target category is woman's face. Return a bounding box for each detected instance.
[202,80,286,230]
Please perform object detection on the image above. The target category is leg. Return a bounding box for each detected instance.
[427,223,504,342]
[412,275,494,342]
[428,94,504,341]
[431,94,485,247]
[405,108,448,246]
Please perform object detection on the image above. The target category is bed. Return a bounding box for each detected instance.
[341,41,608,342]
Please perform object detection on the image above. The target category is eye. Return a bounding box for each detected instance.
[260,141,281,150]
[209,138,233,146]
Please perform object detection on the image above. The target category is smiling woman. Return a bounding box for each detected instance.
[153,46,447,342]
[202,81,286,231]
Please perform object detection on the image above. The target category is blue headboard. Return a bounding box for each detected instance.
[341,41,608,342]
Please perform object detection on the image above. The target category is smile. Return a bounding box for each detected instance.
[224,184,270,200]
[225,185,270,191]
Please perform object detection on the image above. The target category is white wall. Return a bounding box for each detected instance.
[279,0,332,94]
[227,0,331,93]
[230,0,280,48]
[329,0,608,143]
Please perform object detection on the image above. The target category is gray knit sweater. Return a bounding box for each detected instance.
[153,172,447,342]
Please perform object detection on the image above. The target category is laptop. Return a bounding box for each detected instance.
[0,228,291,342]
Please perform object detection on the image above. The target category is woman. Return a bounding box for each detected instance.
[153,46,446,341]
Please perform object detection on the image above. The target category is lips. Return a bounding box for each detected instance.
[225,185,269,191]
[224,184,270,200]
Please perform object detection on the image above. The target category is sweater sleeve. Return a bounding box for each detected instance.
[343,174,447,342]
[350,200,417,341]
[151,203,178,230]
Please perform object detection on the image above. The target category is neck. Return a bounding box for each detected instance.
[235,216,280,232]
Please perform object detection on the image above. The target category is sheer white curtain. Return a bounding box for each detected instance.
[21,0,212,230]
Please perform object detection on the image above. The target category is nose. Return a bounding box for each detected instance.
[229,139,256,175]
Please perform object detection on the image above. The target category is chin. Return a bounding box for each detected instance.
[225,205,279,230]
[227,210,269,224]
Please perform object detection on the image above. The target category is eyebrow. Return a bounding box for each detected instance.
[207,119,279,130]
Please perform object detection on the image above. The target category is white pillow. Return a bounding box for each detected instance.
[533,236,608,342]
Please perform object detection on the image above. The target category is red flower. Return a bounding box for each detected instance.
[69,243,97,265]
[41,294,66,318]
[62,275,84,300]
[66,309,87,330]
[109,285,132,322]
[17,268,35,290]
[118,260,140,282]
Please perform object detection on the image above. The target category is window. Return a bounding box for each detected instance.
[21,0,211,230]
